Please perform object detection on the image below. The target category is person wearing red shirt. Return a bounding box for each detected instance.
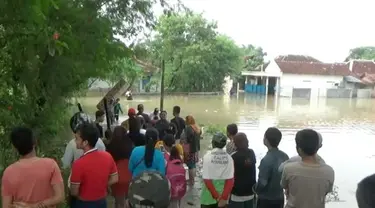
[70,123,118,208]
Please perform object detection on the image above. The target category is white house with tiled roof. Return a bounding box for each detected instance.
[241,55,375,98]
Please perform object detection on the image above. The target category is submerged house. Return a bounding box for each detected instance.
[241,55,375,98]
[89,56,160,93]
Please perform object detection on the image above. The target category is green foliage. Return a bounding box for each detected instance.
[204,124,226,134]
[106,58,144,87]
[0,0,171,174]
[242,44,267,71]
[140,12,245,92]
[345,46,375,61]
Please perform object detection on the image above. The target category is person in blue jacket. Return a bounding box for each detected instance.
[129,128,166,177]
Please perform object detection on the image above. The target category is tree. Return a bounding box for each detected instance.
[0,0,170,171]
[146,12,243,92]
[345,46,375,61]
[242,44,267,71]
[106,58,144,89]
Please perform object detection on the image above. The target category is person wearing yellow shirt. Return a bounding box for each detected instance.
[155,135,184,160]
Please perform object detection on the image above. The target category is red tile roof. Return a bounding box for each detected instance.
[360,73,375,85]
[275,55,322,63]
[276,61,351,76]
[351,60,375,74]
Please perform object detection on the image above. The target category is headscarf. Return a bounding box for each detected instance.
[186,115,201,134]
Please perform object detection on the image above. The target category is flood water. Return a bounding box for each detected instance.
[79,94,375,208]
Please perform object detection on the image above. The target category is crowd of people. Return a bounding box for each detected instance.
[1,102,375,208]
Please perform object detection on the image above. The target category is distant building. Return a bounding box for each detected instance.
[89,57,160,93]
[241,55,375,98]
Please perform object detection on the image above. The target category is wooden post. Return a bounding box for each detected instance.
[160,59,165,111]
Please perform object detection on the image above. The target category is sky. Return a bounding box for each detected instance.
[177,0,375,62]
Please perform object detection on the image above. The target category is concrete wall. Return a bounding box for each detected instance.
[357,89,373,98]
[326,89,352,98]
[279,74,343,97]
[89,79,113,89]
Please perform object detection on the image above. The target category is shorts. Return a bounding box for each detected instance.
[185,152,198,169]
[186,160,196,169]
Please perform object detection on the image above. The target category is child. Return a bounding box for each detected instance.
[114,98,123,123]
[157,133,184,161]
[163,134,187,208]
[201,132,234,208]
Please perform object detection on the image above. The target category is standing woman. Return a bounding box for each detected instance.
[184,115,201,186]
[229,133,257,208]
[106,126,133,208]
[129,128,166,177]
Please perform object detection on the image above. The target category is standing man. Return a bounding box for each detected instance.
[95,110,105,139]
[70,123,118,207]
[107,98,115,125]
[62,112,106,169]
[2,127,64,208]
[137,104,151,126]
[256,127,289,208]
[155,110,170,140]
[279,132,325,172]
[171,106,185,140]
[226,124,238,155]
[281,129,334,208]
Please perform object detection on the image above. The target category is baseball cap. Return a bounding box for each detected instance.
[212,132,227,147]
[128,171,171,208]
[128,108,136,116]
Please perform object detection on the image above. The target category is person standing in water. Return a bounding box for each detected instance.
[201,133,234,208]
[226,124,238,155]
[1,127,64,208]
[107,98,115,125]
[255,127,289,208]
[113,98,123,123]
[281,129,334,208]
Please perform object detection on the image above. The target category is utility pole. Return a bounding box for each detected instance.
[159,59,165,111]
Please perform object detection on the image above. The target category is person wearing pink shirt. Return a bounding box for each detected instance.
[1,127,64,208]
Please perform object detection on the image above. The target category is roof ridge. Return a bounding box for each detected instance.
[275,60,347,65]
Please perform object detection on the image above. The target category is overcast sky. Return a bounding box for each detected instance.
[179,0,375,62]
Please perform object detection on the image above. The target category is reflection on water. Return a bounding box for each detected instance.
[79,94,375,207]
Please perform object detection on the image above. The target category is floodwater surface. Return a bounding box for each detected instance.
[79,94,375,208]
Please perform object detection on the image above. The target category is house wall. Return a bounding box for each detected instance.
[89,79,113,89]
[279,74,343,97]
